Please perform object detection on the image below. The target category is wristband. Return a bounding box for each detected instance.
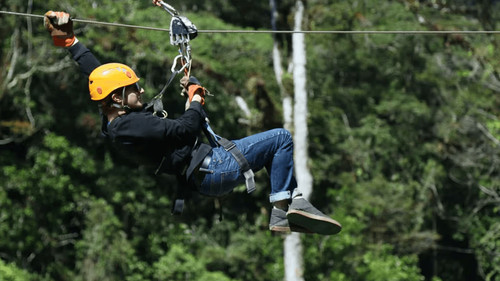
[52,36,76,48]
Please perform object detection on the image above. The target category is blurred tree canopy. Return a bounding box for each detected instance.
[1,0,499,280]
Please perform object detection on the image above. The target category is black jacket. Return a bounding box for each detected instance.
[68,42,211,179]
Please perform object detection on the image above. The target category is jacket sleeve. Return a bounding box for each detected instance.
[149,101,205,142]
[167,101,206,140]
[113,101,206,144]
[67,42,101,77]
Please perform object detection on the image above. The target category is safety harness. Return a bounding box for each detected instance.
[202,124,256,195]
[150,1,256,215]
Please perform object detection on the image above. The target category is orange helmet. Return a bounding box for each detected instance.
[89,63,140,101]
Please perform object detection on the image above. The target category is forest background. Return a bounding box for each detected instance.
[1,0,499,280]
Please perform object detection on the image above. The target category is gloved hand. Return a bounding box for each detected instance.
[180,76,205,105]
[44,11,76,47]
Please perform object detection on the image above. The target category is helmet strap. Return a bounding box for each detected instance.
[109,86,131,110]
[121,86,131,111]
[103,87,131,113]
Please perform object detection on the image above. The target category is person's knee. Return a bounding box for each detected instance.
[275,128,293,146]
[282,128,293,140]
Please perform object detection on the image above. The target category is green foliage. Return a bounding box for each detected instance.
[1,0,500,280]
[356,246,423,281]
[0,259,35,281]
[306,1,500,280]
[1,132,94,279]
[75,198,138,281]
[153,244,235,281]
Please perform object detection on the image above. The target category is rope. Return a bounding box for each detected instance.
[3,10,500,34]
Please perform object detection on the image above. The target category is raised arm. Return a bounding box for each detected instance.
[44,11,101,76]
[67,42,101,77]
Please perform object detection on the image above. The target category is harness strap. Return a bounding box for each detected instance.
[171,173,188,215]
[145,63,183,118]
[202,120,221,147]
[214,198,223,222]
[217,138,256,194]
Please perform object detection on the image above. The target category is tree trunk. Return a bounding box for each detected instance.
[269,0,293,132]
[284,232,304,280]
[283,1,311,280]
[291,0,312,200]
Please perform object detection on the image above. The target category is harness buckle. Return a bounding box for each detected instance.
[171,199,185,215]
[223,142,236,151]
[243,169,256,193]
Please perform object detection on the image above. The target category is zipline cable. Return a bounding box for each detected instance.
[3,10,500,34]
[1,10,171,32]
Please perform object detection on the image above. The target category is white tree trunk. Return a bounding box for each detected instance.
[284,1,311,281]
[291,0,313,200]
[284,232,304,280]
[273,42,293,131]
[269,0,293,132]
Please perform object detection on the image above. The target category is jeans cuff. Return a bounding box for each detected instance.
[269,190,292,203]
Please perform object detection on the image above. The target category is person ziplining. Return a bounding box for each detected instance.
[43,0,341,235]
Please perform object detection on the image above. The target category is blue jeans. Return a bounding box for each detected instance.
[198,128,297,203]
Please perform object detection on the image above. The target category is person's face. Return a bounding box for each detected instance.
[124,83,144,109]
[113,82,144,109]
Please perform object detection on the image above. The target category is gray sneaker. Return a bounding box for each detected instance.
[286,197,342,235]
[269,207,310,233]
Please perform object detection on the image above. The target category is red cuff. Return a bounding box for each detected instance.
[188,85,205,105]
[52,36,76,47]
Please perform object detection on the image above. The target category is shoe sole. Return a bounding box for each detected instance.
[287,210,342,235]
[270,224,312,233]
[270,225,290,232]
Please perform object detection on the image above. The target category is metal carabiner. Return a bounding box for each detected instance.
[153,109,169,119]
[170,54,189,73]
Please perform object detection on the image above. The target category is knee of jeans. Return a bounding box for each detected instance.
[277,128,293,145]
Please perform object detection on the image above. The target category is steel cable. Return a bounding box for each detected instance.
[3,10,500,34]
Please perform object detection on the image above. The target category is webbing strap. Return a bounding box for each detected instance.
[217,138,256,194]
[145,66,181,116]
[172,199,184,215]
[171,173,190,215]
[203,121,221,147]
